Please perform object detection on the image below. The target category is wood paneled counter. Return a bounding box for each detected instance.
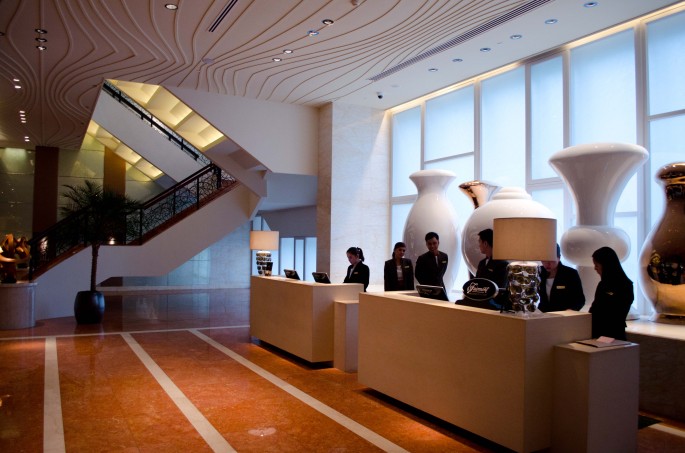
[250,276,363,362]
[358,291,592,453]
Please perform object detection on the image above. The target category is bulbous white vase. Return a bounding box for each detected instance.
[549,142,648,314]
[461,187,555,276]
[403,170,461,297]
[638,162,685,323]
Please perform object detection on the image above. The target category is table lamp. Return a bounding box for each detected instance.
[249,230,279,276]
[493,217,557,314]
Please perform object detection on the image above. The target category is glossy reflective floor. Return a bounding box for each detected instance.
[1,288,684,452]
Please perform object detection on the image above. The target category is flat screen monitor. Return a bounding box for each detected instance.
[415,284,449,302]
[284,269,300,280]
[312,272,331,284]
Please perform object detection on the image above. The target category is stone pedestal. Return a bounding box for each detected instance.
[0,282,37,329]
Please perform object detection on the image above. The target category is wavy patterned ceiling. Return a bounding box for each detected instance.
[0,0,680,149]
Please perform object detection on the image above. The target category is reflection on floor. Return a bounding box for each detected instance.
[1,288,684,452]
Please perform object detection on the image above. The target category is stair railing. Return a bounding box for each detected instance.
[28,164,237,279]
[101,80,212,166]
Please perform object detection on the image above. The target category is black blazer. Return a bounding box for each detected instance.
[383,258,415,291]
[475,257,509,289]
[415,251,448,289]
[589,278,634,340]
[538,262,585,312]
[344,261,370,291]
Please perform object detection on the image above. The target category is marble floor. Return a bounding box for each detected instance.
[1,288,684,452]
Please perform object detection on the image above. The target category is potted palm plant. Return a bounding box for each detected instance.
[61,180,141,324]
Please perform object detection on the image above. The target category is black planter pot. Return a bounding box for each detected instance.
[74,290,105,324]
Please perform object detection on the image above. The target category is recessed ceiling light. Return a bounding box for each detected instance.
[202,57,215,65]
[307,30,319,37]
[283,49,293,54]
[584,2,599,7]
[35,28,47,34]
[165,4,178,10]
[545,18,558,25]
[322,19,334,25]
[36,45,47,51]
[510,34,523,40]
[480,47,492,52]
[428,68,438,72]
[14,84,21,89]
[272,57,282,62]
[36,37,47,43]
[13,78,20,82]
[19,110,25,114]
[452,58,463,63]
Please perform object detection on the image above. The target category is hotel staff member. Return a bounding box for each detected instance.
[344,246,369,291]
[415,232,448,292]
[384,241,414,291]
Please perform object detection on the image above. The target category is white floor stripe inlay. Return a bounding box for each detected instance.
[190,329,411,453]
[121,333,236,453]
[43,337,66,453]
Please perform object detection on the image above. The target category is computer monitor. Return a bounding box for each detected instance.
[415,284,449,302]
[283,269,300,280]
[312,272,331,284]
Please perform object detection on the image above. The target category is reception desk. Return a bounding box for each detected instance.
[358,292,591,453]
[250,276,363,363]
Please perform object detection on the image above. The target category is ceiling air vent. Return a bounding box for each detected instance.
[368,0,552,81]
[209,0,240,33]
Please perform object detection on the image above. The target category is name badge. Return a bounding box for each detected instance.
[557,285,566,289]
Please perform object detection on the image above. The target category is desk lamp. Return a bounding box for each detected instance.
[493,217,557,314]
[249,231,279,276]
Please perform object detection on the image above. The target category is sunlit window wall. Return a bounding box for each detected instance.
[389,6,685,315]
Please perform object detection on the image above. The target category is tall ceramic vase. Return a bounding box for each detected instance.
[549,143,648,312]
[403,170,461,297]
[638,162,685,323]
[461,187,555,277]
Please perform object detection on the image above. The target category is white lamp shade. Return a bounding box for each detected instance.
[492,217,557,261]
[250,231,280,250]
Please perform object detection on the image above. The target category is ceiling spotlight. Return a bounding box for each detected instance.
[164,4,178,10]
[283,49,293,54]
[14,84,21,89]
[13,78,20,82]
[545,18,558,25]
[322,19,334,25]
[584,2,599,7]
[428,68,438,72]
[36,45,47,51]
[272,57,282,62]
[510,34,523,40]
[35,28,47,34]
[452,58,463,63]
[307,30,319,37]
[201,57,215,65]
[36,37,47,43]
[480,47,492,52]
[19,110,25,114]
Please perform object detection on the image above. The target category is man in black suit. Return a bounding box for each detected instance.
[538,244,585,312]
[414,232,448,299]
[474,228,509,309]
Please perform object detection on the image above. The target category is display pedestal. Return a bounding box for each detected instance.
[334,300,359,372]
[552,342,639,453]
[0,282,37,329]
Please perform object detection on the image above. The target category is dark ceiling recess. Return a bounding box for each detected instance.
[368,0,552,82]
[209,0,240,32]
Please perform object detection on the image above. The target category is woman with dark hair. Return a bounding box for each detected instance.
[383,242,414,291]
[344,246,370,291]
[589,246,634,340]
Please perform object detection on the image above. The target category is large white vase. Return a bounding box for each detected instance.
[549,142,648,312]
[403,170,460,297]
[461,187,555,276]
